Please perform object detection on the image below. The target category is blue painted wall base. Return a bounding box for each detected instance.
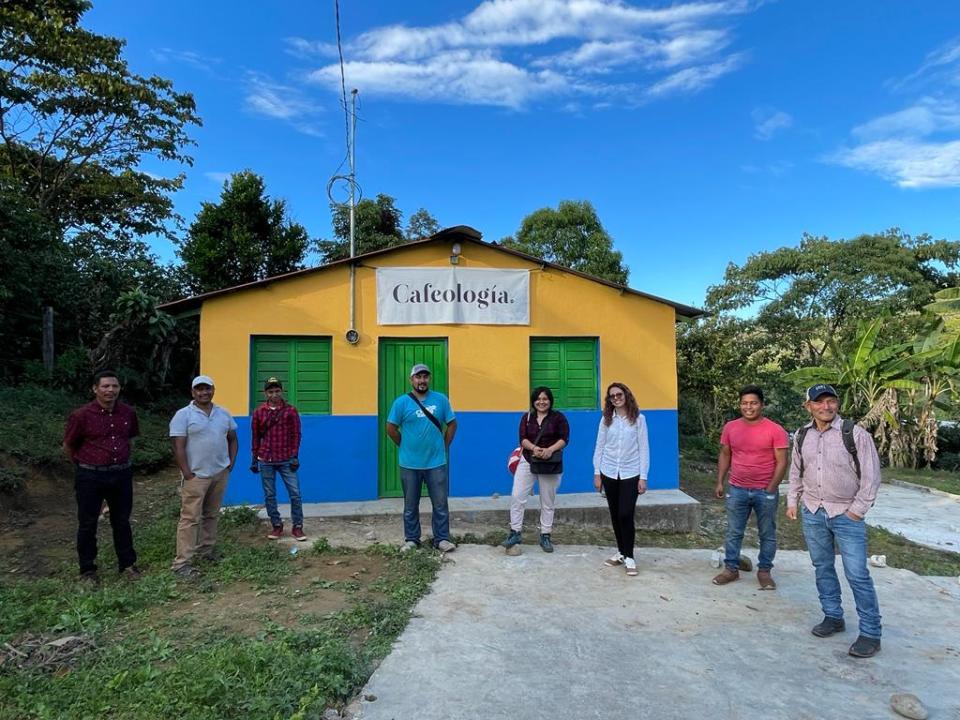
[224,409,679,506]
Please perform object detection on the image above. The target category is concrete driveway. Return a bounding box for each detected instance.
[351,546,960,720]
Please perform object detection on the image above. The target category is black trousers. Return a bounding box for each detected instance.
[75,466,137,573]
[602,473,640,560]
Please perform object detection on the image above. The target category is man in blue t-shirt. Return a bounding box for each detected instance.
[386,363,457,552]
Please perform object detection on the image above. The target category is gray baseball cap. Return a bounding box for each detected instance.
[410,363,431,377]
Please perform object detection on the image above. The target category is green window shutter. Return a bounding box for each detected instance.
[530,338,598,410]
[250,336,331,414]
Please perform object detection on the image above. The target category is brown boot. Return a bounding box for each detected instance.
[712,567,740,585]
[757,569,776,590]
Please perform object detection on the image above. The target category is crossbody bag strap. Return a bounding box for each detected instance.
[408,392,443,433]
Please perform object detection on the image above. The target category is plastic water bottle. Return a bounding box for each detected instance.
[711,547,723,568]
[289,546,299,556]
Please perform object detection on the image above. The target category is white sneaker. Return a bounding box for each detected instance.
[437,539,457,553]
[604,553,624,567]
[624,557,638,576]
[399,541,418,553]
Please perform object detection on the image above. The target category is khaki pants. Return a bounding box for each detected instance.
[509,457,561,533]
[172,469,228,570]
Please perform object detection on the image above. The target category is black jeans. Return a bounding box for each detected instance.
[602,474,640,560]
[75,466,137,573]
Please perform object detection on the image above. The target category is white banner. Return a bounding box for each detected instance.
[376,267,530,325]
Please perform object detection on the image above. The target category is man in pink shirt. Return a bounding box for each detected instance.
[712,385,789,589]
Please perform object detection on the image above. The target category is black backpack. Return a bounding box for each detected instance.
[795,419,861,480]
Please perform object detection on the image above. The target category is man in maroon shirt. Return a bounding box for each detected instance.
[250,377,306,541]
[62,370,142,583]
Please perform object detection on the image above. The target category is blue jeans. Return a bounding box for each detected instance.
[801,506,882,639]
[401,465,450,546]
[260,461,304,527]
[723,485,778,571]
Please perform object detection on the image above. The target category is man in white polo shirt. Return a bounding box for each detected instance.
[169,375,238,579]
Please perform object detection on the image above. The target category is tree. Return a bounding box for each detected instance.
[0,0,199,242]
[0,0,199,384]
[406,208,440,240]
[317,193,406,263]
[705,230,960,368]
[178,171,309,294]
[502,200,629,284]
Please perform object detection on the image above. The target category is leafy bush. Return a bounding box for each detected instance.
[219,504,260,529]
[679,433,719,461]
[0,466,26,494]
[933,451,960,472]
[0,384,171,470]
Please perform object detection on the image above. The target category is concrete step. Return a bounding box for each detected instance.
[257,489,701,532]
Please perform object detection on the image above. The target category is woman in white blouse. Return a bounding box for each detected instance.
[592,382,650,576]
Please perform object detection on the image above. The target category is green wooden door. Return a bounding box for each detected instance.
[530,338,599,409]
[250,337,332,414]
[378,338,449,498]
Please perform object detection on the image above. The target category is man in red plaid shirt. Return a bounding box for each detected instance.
[251,377,307,541]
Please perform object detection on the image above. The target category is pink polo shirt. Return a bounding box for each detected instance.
[720,417,789,490]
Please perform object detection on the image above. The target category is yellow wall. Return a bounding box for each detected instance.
[199,242,678,416]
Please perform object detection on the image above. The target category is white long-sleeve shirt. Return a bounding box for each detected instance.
[592,413,650,480]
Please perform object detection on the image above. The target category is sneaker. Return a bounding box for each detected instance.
[399,540,419,553]
[501,530,522,549]
[120,564,143,580]
[712,567,740,585]
[291,527,308,542]
[266,525,283,540]
[200,548,223,564]
[811,616,846,638]
[173,564,200,580]
[604,553,624,567]
[539,533,554,553]
[80,569,100,586]
[624,557,638,576]
[848,635,881,658]
[436,539,457,553]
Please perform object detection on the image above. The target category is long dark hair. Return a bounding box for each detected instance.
[530,386,554,415]
[603,382,639,426]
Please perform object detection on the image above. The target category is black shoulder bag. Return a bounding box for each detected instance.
[408,392,444,434]
[528,413,563,475]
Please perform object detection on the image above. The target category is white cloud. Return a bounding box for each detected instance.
[301,0,756,109]
[752,106,793,140]
[284,37,338,59]
[151,48,220,73]
[646,53,744,98]
[829,39,960,189]
[204,172,232,185]
[829,139,960,189]
[852,98,960,141]
[244,73,324,136]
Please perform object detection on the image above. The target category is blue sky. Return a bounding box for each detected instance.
[86,0,960,308]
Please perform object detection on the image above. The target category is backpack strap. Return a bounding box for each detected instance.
[841,418,861,480]
[795,425,811,479]
[795,420,860,480]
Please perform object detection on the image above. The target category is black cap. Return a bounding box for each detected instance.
[264,376,283,390]
[806,384,838,401]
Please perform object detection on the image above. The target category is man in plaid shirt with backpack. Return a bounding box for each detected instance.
[251,377,307,541]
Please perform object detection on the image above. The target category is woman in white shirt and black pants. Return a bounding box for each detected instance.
[592,382,650,576]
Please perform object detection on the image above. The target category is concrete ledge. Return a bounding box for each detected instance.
[258,489,701,533]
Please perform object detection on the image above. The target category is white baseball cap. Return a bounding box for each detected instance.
[191,375,215,388]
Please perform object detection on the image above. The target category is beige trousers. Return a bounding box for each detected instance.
[172,469,228,569]
[509,457,561,533]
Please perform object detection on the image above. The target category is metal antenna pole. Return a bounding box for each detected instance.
[349,88,358,258]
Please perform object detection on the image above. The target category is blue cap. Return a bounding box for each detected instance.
[806,384,838,401]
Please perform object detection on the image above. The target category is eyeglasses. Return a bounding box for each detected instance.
[608,392,625,400]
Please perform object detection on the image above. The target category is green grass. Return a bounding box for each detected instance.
[0,385,172,471]
[674,458,960,577]
[883,467,960,496]
[0,500,442,720]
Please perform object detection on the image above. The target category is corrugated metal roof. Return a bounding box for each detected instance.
[159,225,704,318]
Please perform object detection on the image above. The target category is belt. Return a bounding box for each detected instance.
[77,462,131,471]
